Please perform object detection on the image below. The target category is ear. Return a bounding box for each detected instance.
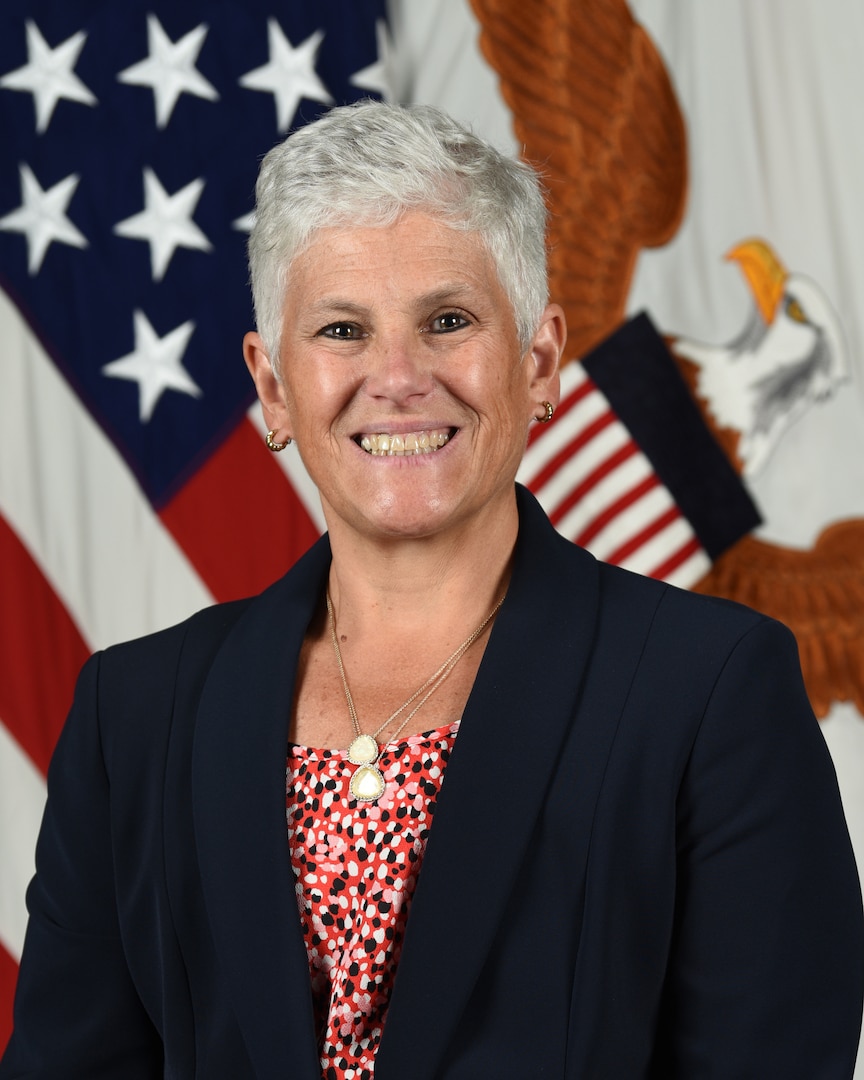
[243,331,292,438]
[525,303,566,410]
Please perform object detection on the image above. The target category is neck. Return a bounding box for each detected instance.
[322,492,519,639]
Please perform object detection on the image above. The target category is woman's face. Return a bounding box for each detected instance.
[245,211,563,546]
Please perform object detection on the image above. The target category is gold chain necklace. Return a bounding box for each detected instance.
[326,592,504,802]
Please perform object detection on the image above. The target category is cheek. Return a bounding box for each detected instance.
[283,359,359,427]
[493,359,532,418]
[465,340,528,397]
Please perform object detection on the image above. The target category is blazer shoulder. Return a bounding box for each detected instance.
[595,557,775,647]
[73,598,250,763]
[98,595,254,681]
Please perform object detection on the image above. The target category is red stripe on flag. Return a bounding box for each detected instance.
[528,410,617,492]
[526,368,594,448]
[648,537,704,581]
[546,441,640,526]
[574,474,661,548]
[0,517,90,776]
[606,506,682,565]
[159,419,320,604]
[0,942,17,1054]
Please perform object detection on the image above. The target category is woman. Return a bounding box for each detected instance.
[2,101,862,1079]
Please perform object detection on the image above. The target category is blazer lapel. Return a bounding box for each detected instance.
[192,536,331,1080]
[376,487,602,1079]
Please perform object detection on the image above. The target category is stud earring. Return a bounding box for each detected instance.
[265,429,291,451]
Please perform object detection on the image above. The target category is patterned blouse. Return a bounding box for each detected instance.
[286,722,458,1080]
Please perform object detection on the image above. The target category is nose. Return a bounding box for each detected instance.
[363,330,435,406]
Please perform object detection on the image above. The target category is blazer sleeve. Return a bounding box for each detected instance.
[651,617,864,1078]
[0,652,163,1079]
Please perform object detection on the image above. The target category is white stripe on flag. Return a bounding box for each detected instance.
[0,721,46,962]
[0,286,213,651]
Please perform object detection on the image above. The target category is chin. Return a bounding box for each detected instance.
[368,495,450,539]
[324,490,457,542]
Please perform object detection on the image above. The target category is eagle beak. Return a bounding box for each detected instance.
[725,238,788,324]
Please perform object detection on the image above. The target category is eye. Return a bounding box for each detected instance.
[786,297,808,324]
[428,312,469,334]
[318,322,364,340]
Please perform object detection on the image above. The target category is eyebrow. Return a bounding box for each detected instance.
[415,284,480,309]
[308,299,370,320]
[308,283,482,319]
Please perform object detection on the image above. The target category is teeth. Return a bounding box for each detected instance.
[359,429,452,456]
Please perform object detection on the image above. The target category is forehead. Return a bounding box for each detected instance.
[284,212,506,309]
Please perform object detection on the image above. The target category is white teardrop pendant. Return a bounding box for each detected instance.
[350,763,386,802]
[347,733,379,766]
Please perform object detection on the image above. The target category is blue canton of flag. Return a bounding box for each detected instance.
[0,0,391,1047]
[1,0,391,500]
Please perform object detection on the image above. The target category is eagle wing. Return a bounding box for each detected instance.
[693,522,864,718]
[469,0,688,358]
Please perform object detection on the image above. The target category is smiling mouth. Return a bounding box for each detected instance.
[356,428,454,456]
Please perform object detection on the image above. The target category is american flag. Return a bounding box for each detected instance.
[0,0,388,1044]
[0,0,758,1048]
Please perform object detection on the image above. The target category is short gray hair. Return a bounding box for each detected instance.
[248,100,549,369]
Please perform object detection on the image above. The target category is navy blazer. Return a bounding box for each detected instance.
[3,487,862,1078]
